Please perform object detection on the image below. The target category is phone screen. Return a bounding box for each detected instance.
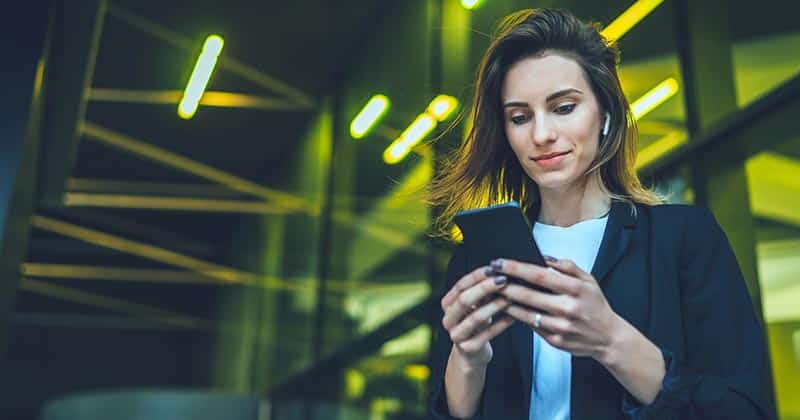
[454,201,551,293]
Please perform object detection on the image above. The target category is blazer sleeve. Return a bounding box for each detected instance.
[623,207,777,419]
[428,245,473,420]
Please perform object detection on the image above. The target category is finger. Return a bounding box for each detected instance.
[449,297,510,343]
[457,316,515,354]
[492,258,583,295]
[538,330,567,350]
[545,257,595,283]
[503,304,562,331]
[497,284,570,315]
[442,276,508,330]
[504,305,574,338]
[441,266,493,310]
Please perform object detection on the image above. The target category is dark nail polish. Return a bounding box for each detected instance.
[493,275,507,286]
[490,259,504,271]
[544,255,558,263]
[483,266,495,276]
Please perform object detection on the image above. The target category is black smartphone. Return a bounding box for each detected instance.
[454,201,551,293]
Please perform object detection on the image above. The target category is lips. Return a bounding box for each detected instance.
[532,151,570,161]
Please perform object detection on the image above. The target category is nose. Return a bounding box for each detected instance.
[531,114,557,146]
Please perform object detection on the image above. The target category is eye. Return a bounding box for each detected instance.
[554,103,576,114]
[510,115,528,125]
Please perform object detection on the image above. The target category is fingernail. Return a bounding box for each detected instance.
[544,255,558,263]
[483,266,495,276]
[493,275,507,286]
[490,259,504,271]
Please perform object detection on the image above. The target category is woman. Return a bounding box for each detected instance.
[426,8,775,420]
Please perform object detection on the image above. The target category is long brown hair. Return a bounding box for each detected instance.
[427,8,661,239]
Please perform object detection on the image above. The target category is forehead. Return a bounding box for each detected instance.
[501,53,590,101]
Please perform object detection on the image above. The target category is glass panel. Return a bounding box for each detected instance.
[749,147,800,420]
[731,0,800,108]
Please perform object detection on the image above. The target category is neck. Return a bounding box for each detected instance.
[536,174,611,227]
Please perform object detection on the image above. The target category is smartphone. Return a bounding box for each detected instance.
[454,201,551,293]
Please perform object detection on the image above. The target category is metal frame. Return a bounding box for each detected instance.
[0,0,54,354]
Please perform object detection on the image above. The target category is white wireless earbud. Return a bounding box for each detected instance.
[602,112,611,137]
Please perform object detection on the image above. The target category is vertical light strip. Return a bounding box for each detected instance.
[601,0,664,43]
[178,35,224,119]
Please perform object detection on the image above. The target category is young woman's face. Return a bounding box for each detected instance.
[501,52,604,192]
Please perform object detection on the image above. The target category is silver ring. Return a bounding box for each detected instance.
[533,312,542,329]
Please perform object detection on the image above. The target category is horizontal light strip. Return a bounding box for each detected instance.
[634,130,687,170]
[68,178,247,198]
[30,215,304,291]
[20,277,209,329]
[22,262,428,296]
[64,193,291,215]
[89,89,311,111]
[23,263,227,284]
[80,122,316,215]
[601,0,664,43]
[26,219,420,295]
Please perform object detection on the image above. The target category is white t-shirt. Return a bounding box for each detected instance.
[529,215,608,420]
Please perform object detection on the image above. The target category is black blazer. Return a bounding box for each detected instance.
[429,202,777,419]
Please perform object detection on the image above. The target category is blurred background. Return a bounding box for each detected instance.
[2,0,799,419]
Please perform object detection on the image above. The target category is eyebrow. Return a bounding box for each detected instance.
[503,88,584,108]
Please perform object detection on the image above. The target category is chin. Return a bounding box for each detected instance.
[531,171,578,191]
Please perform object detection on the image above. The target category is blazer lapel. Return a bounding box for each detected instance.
[516,201,638,416]
[570,201,637,419]
[590,200,637,283]
[511,204,539,413]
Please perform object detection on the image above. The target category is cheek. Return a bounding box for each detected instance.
[563,119,599,157]
[505,128,527,158]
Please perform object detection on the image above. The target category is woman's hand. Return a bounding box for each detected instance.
[492,257,624,361]
[441,266,515,419]
[441,265,515,368]
[494,257,666,404]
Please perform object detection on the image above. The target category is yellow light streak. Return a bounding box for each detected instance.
[20,277,208,329]
[601,0,664,43]
[634,130,687,170]
[63,193,289,215]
